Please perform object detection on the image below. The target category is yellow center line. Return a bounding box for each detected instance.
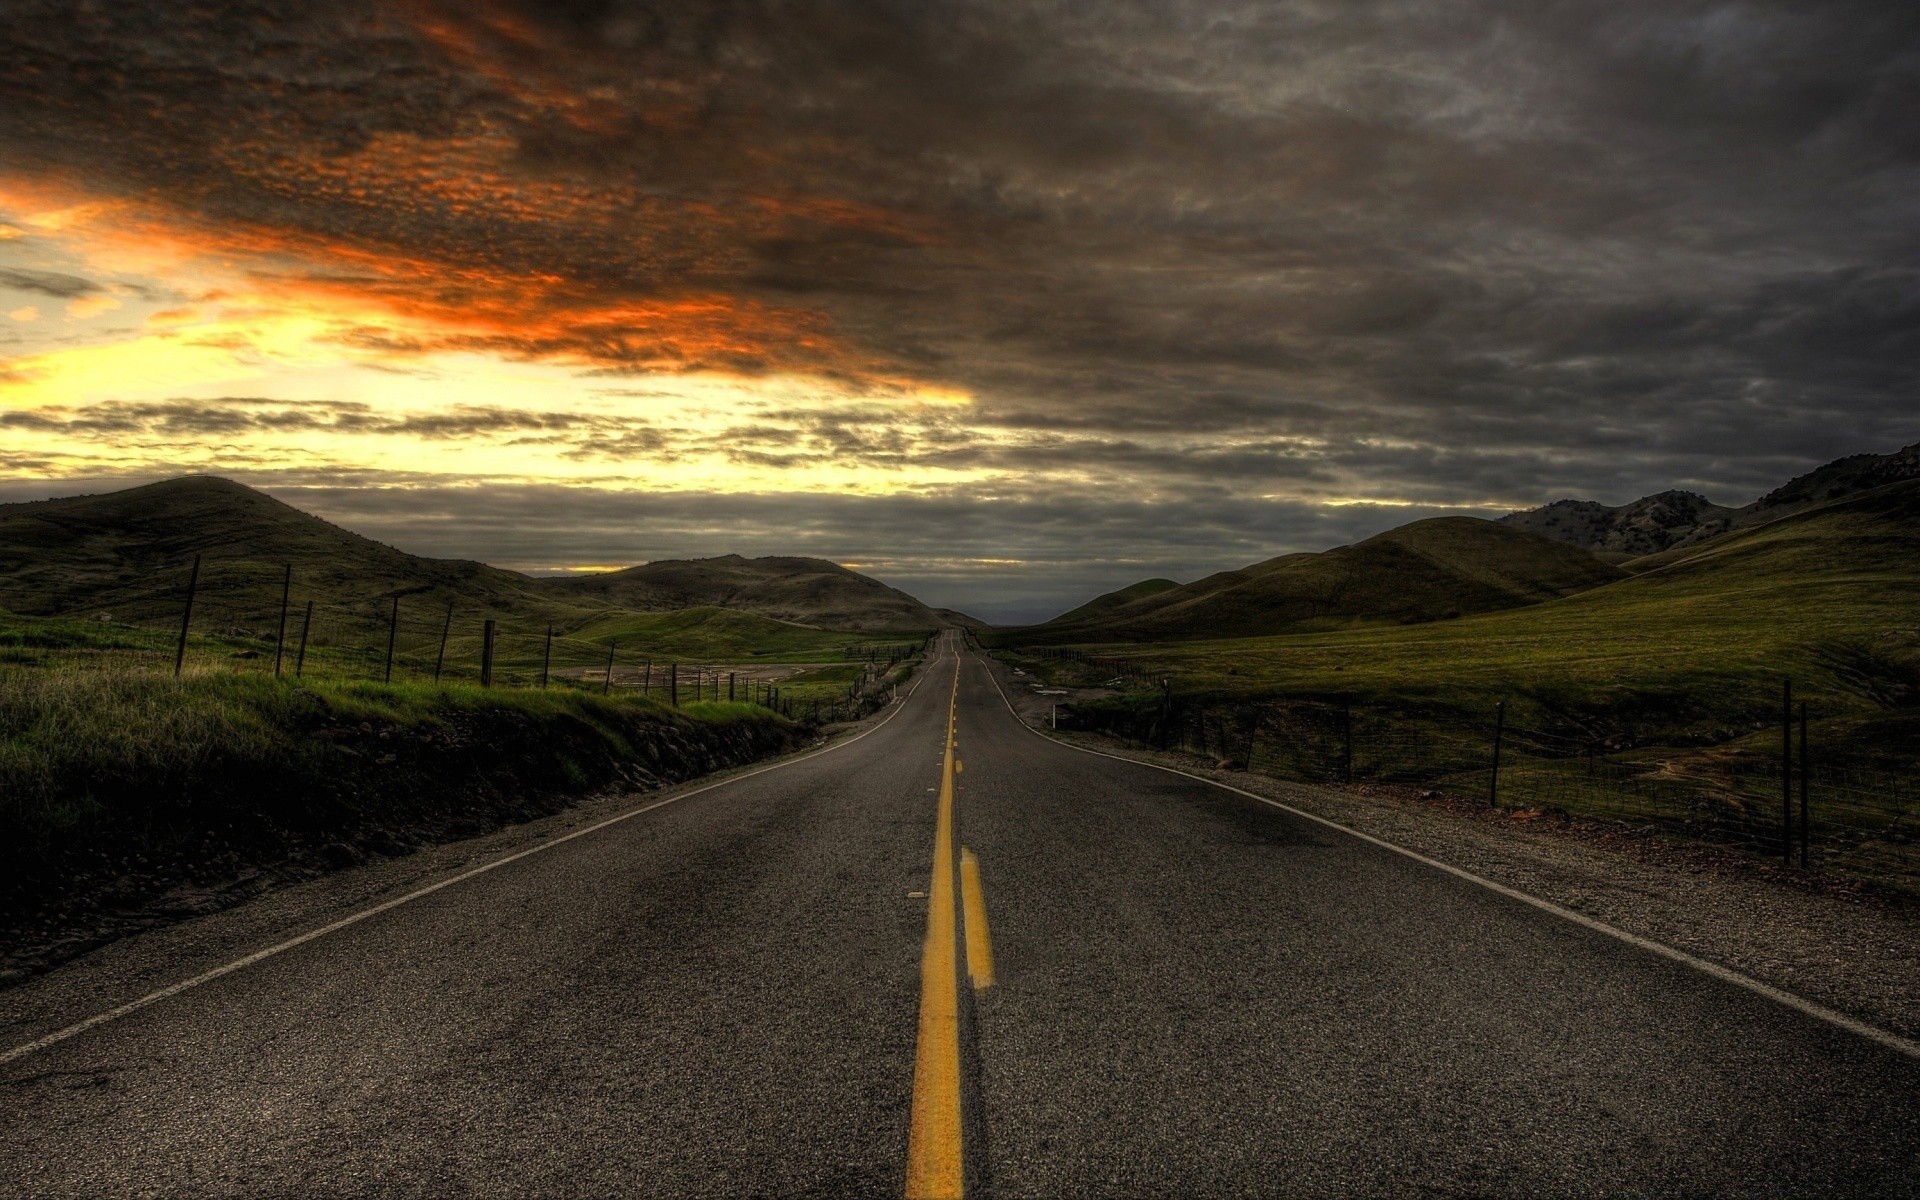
[905,657,965,1199]
[960,848,994,991]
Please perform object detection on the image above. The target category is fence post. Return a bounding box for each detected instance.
[1782,678,1793,866]
[273,564,291,678]
[1488,700,1506,807]
[384,596,399,683]
[541,626,552,687]
[1799,699,1810,868]
[434,603,452,683]
[296,599,313,676]
[604,640,617,695]
[670,663,678,706]
[481,619,496,687]
[174,554,201,676]
[1342,696,1353,784]
[729,672,736,701]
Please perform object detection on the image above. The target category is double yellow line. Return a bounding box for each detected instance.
[905,655,992,1199]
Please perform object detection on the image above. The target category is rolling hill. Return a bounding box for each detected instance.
[539,554,945,634]
[1047,578,1181,626]
[1010,517,1623,643]
[0,476,569,627]
[0,477,950,641]
[1065,477,1920,730]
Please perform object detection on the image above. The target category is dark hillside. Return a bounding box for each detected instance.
[542,553,944,633]
[0,477,571,625]
[1008,518,1621,643]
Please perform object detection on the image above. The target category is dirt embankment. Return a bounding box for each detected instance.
[1,692,809,985]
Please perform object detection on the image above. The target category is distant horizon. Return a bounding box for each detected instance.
[7,3,1919,628]
[2,437,1909,625]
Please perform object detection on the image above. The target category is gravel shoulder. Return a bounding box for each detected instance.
[987,657,1920,1042]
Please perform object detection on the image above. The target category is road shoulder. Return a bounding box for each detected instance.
[979,652,1920,1042]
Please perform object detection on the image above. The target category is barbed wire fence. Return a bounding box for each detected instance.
[992,643,1918,889]
[2,555,938,726]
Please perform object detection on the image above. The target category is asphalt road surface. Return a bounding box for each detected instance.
[4,633,1918,1197]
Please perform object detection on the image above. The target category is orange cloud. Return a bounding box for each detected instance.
[0,159,923,386]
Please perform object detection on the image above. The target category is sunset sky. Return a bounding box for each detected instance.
[3,1,1917,620]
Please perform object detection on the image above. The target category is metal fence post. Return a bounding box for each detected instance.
[433,603,453,683]
[1488,700,1506,807]
[295,599,313,676]
[1343,696,1354,784]
[1799,699,1810,868]
[273,564,291,678]
[604,640,617,695]
[173,554,201,677]
[1782,677,1793,865]
[383,596,399,683]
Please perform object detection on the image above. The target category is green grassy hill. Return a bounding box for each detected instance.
[1068,478,1920,733]
[0,477,578,629]
[1012,518,1621,644]
[1045,578,1181,625]
[0,478,953,651]
[540,554,945,634]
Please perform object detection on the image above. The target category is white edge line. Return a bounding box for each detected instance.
[973,651,1920,1062]
[0,644,955,1068]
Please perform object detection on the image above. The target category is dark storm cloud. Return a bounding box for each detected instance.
[3,0,1918,602]
[0,267,102,299]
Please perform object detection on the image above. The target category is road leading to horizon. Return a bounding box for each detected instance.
[4,633,1918,1196]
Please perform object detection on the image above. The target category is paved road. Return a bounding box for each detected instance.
[4,634,1918,1196]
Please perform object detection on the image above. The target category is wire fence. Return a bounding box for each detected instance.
[989,638,1920,890]
[1,555,937,726]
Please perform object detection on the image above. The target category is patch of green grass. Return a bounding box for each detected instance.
[0,661,808,931]
[1007,483,1920,890]
[1050,482,1920,737]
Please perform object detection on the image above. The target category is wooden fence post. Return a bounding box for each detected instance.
[273,564,291,678]
[604,640,617,695]
[669,663,678,706]
[174,554,201,677]
[541,626,552,687]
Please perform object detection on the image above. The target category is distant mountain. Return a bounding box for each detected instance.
[1010,517,1621,643]
[1501,441,1920,556]
[534,554,944,633]
[0,477,951,636]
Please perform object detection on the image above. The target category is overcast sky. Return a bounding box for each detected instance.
[2,1,1916,621]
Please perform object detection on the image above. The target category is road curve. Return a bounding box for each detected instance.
[3,634,1917,1196]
